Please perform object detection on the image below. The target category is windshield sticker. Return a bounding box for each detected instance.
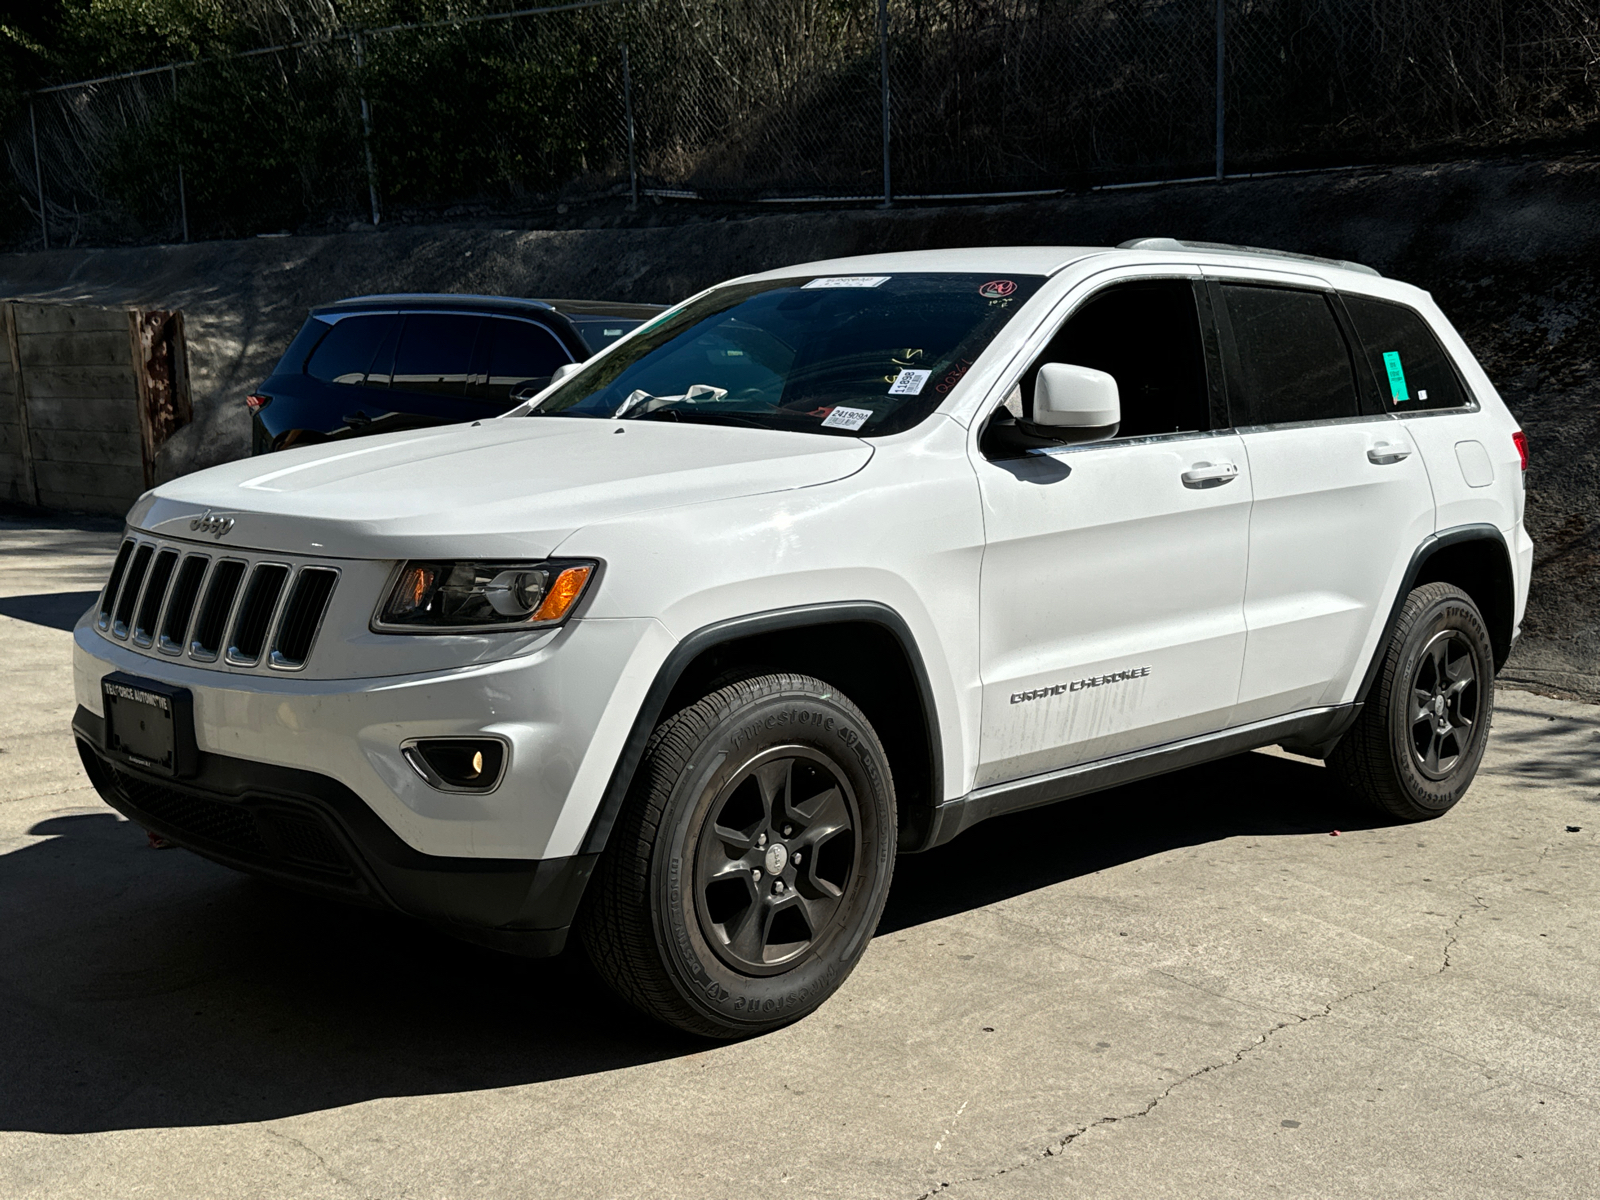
[887,368,932,396]
[1383,351,1411,402]
[803,276,890,289]
[979,279,1018,299]
[821,406,873,431]
[935,358,974,395]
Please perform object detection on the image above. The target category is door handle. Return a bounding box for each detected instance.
[1181,461,1239,488]
[1367,441,1413,465]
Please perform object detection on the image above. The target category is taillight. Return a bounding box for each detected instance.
[246,393,269,412]
[1512,430,1528,471]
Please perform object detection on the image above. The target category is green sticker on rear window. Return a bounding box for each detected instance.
[1382,351,1410,403]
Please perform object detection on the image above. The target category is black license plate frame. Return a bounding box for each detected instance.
[101,672,198,778]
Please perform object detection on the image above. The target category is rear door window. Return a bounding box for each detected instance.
[305,315,396,386]
[474,319,571,402]
[564,315,645,353]
[391,314,482,397]
[1217,285,1360,425]
[1341,295,1470,412]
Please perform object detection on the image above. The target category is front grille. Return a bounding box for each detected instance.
[97,533,342,673]
[107,765,356,883]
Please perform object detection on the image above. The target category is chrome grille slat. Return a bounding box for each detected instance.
[95,536,341,673]
[226,564,291,666]
[98,539,135,631]
[111,545,154,640]
[189,559,248,661]
[131,549,179,648]
[271,568,340,670]
[158,555,210,655]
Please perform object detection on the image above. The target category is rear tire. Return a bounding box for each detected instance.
[1330,582,1494,821]
[580,673,896,1038]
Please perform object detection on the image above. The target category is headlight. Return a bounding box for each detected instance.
[374,560,596,632]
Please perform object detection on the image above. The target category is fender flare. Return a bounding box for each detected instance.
[1353,522,1514,708]
[579,601,943,856]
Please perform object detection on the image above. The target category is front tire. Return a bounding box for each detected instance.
[1330,582,1494,821]
[580,673,896,1038]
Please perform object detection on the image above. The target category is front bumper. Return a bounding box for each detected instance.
[73,614,672,861]
[74,707,595,955]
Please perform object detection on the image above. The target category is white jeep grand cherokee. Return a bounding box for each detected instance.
[73,241,1532,1037]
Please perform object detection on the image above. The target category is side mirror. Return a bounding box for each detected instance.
[1033,363,1120,442]
[551,361,584,384]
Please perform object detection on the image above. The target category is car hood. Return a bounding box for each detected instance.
[131,417,874,560]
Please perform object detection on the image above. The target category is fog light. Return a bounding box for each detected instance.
[401,737,507,793]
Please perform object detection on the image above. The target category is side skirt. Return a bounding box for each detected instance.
[915,704,1359,850]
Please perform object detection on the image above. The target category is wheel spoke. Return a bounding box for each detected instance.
[725,897,770,961]
[799,853,845,901]
[1411,687,1435,725]
[712,823,757,855]
[704,858,756,885]
[753,758,790,827]
[794,785,850,847]
[1423,729,1442,775]
[1428,639,1450,687]
[794,891,834,938]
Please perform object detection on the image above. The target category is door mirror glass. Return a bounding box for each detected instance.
[1034,363,1120,441]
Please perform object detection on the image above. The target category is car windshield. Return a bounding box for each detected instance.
[525,272,1045,436]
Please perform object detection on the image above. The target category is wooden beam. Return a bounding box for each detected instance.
[3,303,39,506]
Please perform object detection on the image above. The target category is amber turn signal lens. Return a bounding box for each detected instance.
[533,564,594,622]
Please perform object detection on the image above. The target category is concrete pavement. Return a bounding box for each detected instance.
[1,514,1595,1198]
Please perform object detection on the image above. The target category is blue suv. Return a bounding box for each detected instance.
[248,294,664,454]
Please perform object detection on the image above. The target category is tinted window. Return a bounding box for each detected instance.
[391,314,482,397]
[565,315,645,353]
[532,273,1046,437]
[275,316,334,377]
[1219,285,1359,425]
[1342,295,1468,412]
[305,315,395,385]
[477,319,570,402]
[1027,280,1211,438]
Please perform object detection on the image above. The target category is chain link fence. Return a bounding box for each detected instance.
[6,0,1600,249]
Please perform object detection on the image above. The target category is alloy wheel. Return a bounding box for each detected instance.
[1409,629,1481,780]
[692,745,860,975]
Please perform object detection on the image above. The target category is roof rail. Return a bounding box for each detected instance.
[1116,237,1381,277]
[330,293,557,310]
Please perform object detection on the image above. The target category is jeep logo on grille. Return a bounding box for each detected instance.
[190,511,236,538]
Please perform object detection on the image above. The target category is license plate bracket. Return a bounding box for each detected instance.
[101,672,198,779]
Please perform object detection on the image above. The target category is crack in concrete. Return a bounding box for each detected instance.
[911,984,1379,1199]
[1439,889,1488,973]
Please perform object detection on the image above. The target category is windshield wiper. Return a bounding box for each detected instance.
[633,408,768,429]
